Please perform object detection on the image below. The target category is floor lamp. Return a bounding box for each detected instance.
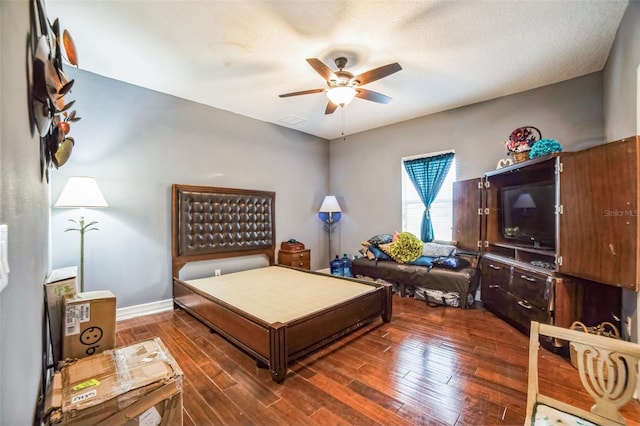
[54,177,109,292]
[318,195,342,260]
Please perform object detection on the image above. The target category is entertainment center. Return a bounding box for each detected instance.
[453,136,639,335]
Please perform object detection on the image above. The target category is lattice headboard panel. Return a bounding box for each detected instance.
[171,184,276,276]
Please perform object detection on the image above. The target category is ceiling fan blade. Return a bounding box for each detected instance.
[353,62,402,85]
[279,88,325,98]
[306,58,337,81]
[356,88,393,104]
[325,101,338,115]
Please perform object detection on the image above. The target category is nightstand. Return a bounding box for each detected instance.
[278,249,311,270]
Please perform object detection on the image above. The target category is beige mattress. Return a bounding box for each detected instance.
[185,266,377,324]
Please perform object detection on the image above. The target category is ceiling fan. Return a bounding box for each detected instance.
[279,57,402,114]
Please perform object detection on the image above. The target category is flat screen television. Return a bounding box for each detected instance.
[501,181,556,250]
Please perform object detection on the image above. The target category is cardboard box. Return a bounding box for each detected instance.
[45,337,183,425]
[45,267,78,365]
[62,291,116,360]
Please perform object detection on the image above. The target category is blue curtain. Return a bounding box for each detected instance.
[403,152,455,242]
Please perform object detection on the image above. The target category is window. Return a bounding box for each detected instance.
[402,153,456,241]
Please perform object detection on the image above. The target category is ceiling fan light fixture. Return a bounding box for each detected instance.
[327,86,356,106]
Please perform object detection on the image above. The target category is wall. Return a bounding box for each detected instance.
[329,73,605,257]
[50,68,329,308]
[604,0,639,142]
[603,0,640,343]
[0,1,51,423]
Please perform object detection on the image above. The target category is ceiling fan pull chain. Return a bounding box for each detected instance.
[342,108,346,140]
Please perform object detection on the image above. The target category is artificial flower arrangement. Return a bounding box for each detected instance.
[529,138,563,159]
[504,126,541,153]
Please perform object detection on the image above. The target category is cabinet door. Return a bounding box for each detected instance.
[559,138,638,290]
[452,178,482,252]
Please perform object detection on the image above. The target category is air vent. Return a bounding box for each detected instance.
[278,115,306,126]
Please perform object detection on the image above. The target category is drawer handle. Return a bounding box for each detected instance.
[489,285,500,288]
[298,253,304,257]
[517,300,532,310]
[489,264,501,270]
[520,275,536,282]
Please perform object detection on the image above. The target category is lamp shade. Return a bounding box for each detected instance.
[54,176,109,208]
[318,195,342,213]
[326,87,356,106]
[513,193,536,209]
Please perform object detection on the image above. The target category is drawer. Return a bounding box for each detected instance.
[481,280,502,311]
[502,290,551,333]
[285,258,310,269]
[278,250,310,270]
[510,269,551,310]
[480,258,511,291]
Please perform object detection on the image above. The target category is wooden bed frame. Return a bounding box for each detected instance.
[171,184,392,383]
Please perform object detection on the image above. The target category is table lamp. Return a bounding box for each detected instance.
[54,176,108,292]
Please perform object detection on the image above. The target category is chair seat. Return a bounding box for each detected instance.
[533,403,597,426]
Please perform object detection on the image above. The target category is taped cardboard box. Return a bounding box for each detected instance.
[45,337,184,425]
[62,291,116,360]
[45,266,78,365]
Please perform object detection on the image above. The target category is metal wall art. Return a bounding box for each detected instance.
[28,0,81,181]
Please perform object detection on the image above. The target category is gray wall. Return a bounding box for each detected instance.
[604,0,639,142]
[0,1,50,423]
[50,68,329,308]
[329,73,605,257]
[603,0,640,342]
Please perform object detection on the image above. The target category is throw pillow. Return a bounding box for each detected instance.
[431,256,470,270]
[422,242,456,257]
[367,233,394,246]
[367,245,392,261]
[409,256,434,268]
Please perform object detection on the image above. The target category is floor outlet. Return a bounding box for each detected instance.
[214,269,221,276]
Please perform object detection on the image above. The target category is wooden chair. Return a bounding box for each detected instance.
[526,321,640,425]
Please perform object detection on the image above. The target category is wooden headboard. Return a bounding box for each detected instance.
[171,184,276,277]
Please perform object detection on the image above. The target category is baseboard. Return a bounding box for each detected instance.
[116,299,174,321]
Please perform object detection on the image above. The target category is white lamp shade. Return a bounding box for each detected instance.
[326,86,356,106]
[319,195,342,213]
[513,193,536,209]
[54,176,109,208]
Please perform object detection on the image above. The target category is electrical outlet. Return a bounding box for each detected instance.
[214,269,221,277]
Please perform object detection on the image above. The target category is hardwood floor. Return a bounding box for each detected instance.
[116,296,640,425]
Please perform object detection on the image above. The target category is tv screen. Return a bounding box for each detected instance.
[501,181,556,249]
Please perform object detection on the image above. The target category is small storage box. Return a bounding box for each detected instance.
[281,241,305,251]
[45,266,78,365]
[45,337,183,425]
[62,291,116,360]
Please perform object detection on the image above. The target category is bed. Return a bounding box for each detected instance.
[351,251,479,308]
[171,184,392,383]
[352,234,479,308]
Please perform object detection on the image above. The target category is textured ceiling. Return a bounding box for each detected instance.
[46,0,628,140]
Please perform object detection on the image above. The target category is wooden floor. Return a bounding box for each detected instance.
[116,295,640,425]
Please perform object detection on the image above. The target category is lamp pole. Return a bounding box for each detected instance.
[64,214,99,292]
[327,211,334,260]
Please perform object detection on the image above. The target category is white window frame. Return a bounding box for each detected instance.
[401,150,456,241]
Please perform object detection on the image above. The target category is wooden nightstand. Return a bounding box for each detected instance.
[278,249,311,270]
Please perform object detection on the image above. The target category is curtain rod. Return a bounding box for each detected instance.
[401,150,454,161]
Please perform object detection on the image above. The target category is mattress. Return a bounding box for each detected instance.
[185,266,377,324]
[351,257,478,305]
